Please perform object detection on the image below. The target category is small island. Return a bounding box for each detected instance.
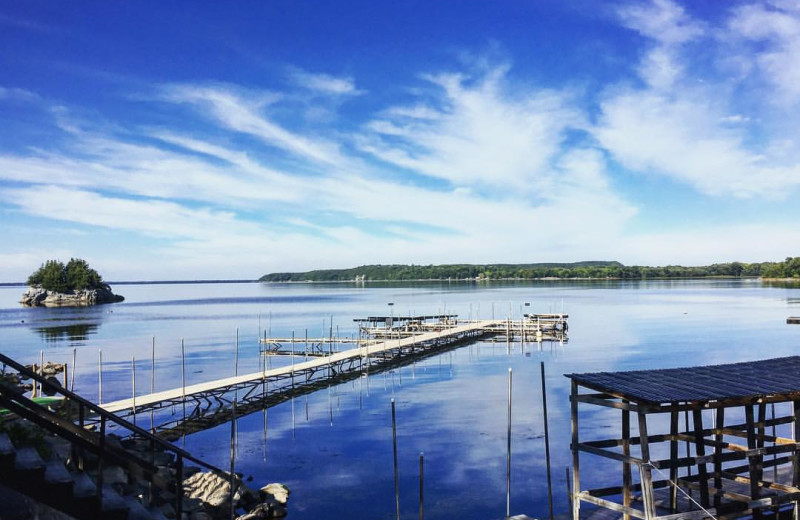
[20,258,124,307]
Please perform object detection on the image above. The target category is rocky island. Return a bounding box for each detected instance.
[20,258,124,307]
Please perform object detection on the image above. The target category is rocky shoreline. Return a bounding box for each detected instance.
[20,286,124,307]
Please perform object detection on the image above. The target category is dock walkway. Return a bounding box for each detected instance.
[100,315,566,439]
[100,320,505,429]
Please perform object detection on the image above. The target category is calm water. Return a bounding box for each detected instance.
[2,280,799,519]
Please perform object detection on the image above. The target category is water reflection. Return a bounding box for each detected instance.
[34,322,99,344]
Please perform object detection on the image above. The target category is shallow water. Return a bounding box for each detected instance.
[1,279,798,519]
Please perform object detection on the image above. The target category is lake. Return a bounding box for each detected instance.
[1,279,799,519]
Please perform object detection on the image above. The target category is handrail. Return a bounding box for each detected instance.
[0,352,229,477]
[0,353,236,518]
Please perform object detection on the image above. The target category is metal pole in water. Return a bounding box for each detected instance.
[235,328,239,376]
[506,367,512,518]
[291,330,295,383]
[565,467,572,514]
[131,356,136,424]
[230,398,237,520]
[70,347,76,392]
[151,337,155,432]
[181,338,186,424]
[419,452,424,520]
[39,350,44,398]
[541,361,554,520]
[392,398,401,520]
[98,349,103,405]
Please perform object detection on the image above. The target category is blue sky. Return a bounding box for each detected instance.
[2,0,800,281]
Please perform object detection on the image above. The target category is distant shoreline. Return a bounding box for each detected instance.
[3,276,797,287]
[0,279,258,287]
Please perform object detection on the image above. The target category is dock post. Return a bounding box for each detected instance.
[230,398,237,520]
[622,402,632,520]
[392,398,401,520]
[507,367,513,518]
[692,408,710,508]
[669,409,678,512]
[419,452,424,520]
[70,347,76,392]
[638,412,656,520]
[713,407,725,510]
[571,380,580,520]
[291,330,295,384]
[181,338,186,425]
[565,467,572,515]
[131,356,136,424]
[150,338,156,432]
[98,348,103,405]
[793,400,800,520]
[541,362,554,520]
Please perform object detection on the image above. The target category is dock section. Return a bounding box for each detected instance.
[101,314,567,440]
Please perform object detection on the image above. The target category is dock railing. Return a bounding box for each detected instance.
[0,352,236,518]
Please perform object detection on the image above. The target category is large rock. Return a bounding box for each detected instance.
[182,472,233,509]
[20,286,124,307]
[259,483,289,505]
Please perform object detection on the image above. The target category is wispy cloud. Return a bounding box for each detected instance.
[594,0,800,199]
[288,68,364,96]
[728,2,800,103]
[357,65,586,197]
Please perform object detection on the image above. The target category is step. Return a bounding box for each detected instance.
[71,480,131,520]
[101,485,131,520]
[13,446,46,483]
[44,458,74,501]
[0,432,15,470]
[71,469,97,499]
[124,495,169,520]
[44,458,73,486]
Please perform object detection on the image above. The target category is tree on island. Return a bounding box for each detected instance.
[27,258,108,292]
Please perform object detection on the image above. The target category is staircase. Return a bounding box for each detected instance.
[0,353,234,520]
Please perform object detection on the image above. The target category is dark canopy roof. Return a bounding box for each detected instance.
[566,356,800,405]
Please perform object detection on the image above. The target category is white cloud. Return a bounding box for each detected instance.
[288,68,364,96]
[617,0,704,45]
[161,84,348,168]
[357,66,584,195]
[0,87,40,102]
[729,2,800,103]
[594,0,800,199]
[594,90,800,198]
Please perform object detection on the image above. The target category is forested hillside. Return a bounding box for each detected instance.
[260,260,775,282]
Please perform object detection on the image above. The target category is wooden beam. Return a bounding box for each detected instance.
[669,410,678,513]
[638,411,656,520]
[577,443,645,465]
[714,407,725,510]
[746,404,763,520]
[571,379,580,520]
[692,408,710,507]
[576,394,641,412]
[623,402,632,520]
[574,492,647,519]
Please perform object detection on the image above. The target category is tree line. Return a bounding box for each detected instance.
[260,260,794,282]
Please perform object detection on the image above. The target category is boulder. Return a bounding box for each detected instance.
[182,472,233,509]
[259,483,289,505]
[20,286,124,307]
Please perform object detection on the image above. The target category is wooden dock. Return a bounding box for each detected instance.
[100,315,567,439]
